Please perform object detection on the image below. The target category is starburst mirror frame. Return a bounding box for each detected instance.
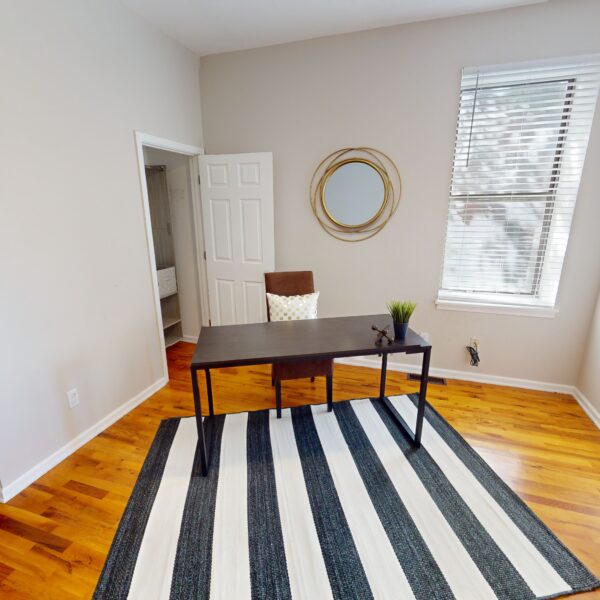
[310,147,401,242]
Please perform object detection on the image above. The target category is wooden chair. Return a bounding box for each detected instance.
[265,271,333,417]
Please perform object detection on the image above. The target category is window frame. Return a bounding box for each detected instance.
[437,64,589,315]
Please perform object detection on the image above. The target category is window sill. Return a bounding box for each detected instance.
[435,299,558,319]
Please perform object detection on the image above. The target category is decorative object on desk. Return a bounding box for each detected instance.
[466,341,480,367]
[371,324,393,345]
[387,300,417,340]
[310,147,401,242]
[94,396,600,600]
[266,291,319,321]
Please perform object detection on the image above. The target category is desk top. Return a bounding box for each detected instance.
[191,314,430,369]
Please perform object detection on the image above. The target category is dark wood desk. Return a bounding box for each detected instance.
[190,314,432,475]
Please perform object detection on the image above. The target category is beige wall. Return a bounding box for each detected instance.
[200,0,600,384]
[0,1,203,491]
[578,290,600,412]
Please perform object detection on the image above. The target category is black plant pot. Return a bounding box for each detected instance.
[393,322,409,341]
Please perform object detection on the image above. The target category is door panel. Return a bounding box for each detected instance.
[207,163,229,186]
[242,280,265,323]
[215,278,236,325]
[238,161,261,186]
[240,199,263,263]
[199,152,274,325]
[210,199,233,262]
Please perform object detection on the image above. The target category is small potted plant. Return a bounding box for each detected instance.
[387,300,417,340]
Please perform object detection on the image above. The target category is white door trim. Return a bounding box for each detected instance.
[134,131,206,382]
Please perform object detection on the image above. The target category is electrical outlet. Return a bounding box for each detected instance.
[467,337,481,367]
[469,337,480,349]
[420,331,430,341]
[67,388,79,408]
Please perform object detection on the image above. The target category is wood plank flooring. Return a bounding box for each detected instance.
[1,341,599,599]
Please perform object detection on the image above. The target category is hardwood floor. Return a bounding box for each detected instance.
[1,341,599,599]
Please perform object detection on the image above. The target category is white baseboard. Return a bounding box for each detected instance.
[3,360,595,504]
[0,377,168,503]
[335,356,574,394]
[572,387,600,428]
[336,356,599,430]
[181,335,198,343]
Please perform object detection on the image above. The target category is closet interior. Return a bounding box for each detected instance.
[144,148,202,349]
[146,165,182,347]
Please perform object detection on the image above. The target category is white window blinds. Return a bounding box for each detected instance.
[438,56,600,311]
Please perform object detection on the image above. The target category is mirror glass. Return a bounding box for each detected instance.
[322,160,386,228]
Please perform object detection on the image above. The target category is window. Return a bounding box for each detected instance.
[438,57,600,314]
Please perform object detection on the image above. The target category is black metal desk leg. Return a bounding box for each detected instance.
[326,375,333,412]
[205,368,214,417]
[414,347,431,448]
[276,381,282,418]
[380,352,388,399]
[191,367,209,476]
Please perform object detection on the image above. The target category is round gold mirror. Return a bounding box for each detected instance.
[321,159,388,229]
[310,147,401,242]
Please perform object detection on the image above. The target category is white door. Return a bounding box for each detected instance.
[198,152,274,325]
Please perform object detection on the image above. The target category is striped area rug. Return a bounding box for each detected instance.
[94,395,599,600]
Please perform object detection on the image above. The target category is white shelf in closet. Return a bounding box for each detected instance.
[164,331,182,348]
[162,316,182,330]
[160,291,178,301]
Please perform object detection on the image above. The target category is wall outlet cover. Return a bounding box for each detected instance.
[67,388,79,408]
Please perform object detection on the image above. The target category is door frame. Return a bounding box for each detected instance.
[134,131,210,382]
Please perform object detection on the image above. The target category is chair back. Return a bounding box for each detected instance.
[264,271,315,321]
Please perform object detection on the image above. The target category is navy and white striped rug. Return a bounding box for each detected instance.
[94,395,599,600]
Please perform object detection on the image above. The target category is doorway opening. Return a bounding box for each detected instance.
[144,149,197,347]
[135,132,208,381]
[135,133,275,381]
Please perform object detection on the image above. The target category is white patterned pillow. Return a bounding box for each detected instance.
[267,292,319,322]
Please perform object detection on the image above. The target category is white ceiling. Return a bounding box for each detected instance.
[122,0,546,56]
